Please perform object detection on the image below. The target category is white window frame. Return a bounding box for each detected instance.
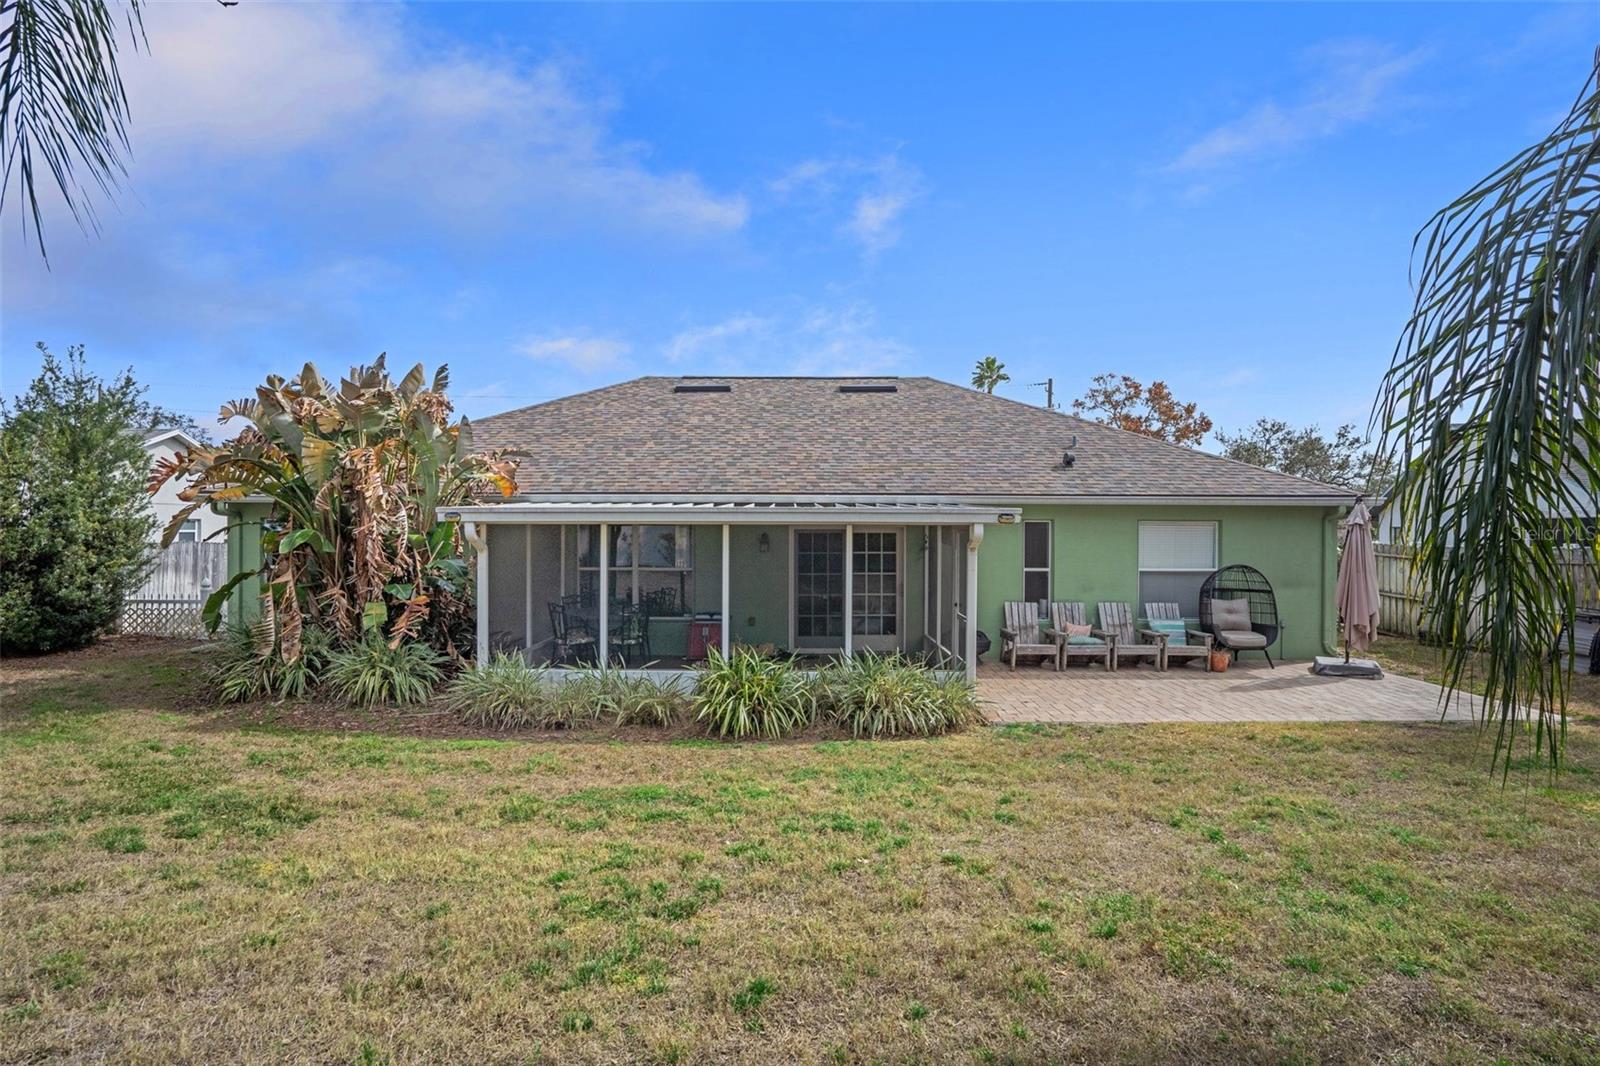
[787,525,905,654]
[1136,521,1218,618]
[174,518,203,543]
[1022,520,1051,603]
[574,524,694,615]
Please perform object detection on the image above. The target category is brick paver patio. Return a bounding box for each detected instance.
[978,659,1482,724]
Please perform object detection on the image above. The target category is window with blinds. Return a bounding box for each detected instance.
[1137,522,1217,619]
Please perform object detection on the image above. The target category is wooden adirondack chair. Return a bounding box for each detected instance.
[1000,601,1057,670]
[1049,602,1112,671]
[1143,602,1214,671]
[1096,602,1162,671]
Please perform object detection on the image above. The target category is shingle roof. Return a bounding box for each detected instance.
[473,376,1355,501]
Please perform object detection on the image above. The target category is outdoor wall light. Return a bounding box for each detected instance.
[758,532,770,553]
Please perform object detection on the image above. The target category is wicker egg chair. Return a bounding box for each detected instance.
[1198,565,1282,668]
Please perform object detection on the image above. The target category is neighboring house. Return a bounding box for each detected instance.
[1372,481,1598,546]
[422,376,1358,678]
[143,429,227,545]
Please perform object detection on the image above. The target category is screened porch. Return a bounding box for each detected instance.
[445,498,1006,681]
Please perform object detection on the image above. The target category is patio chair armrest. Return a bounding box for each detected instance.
[1090,627,1117,643]
[1185,629,1213,648]
[1000,627,1019,640]
[1136,627,1170,644]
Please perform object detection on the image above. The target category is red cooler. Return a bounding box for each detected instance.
[688,618,722,660]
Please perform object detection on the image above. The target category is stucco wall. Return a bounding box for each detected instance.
[223,508,1340,662]
[975,504,1339,660]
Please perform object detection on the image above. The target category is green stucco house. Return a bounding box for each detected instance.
[389,375,1356,680]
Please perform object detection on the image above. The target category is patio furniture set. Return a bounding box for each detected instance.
[999,565,1284,672]
[547,588,679,666]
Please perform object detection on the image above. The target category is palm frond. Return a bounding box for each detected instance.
[0,0,143,260]
[1377,49,1600,776]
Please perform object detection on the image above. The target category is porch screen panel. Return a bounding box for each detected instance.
[527,525,562,662]
[1137,521,1217,620]
[575,524,692,615]
[485,524,528,655]
[940,526,960,655]
[956,528,970,662]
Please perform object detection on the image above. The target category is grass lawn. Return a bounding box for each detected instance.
[1371,636,1600,723]
[4,638,1600,1064]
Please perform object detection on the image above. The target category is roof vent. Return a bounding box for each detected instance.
[673,383,731,393]
[837,384,897,394]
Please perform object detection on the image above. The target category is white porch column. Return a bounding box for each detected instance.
[720,523,731,657]
[966,523,983,682]
[598,522,609,667]
[922,526,930,645]
[934,526,943,660]
[842,523,854,658]
[469,522,488,665]
[523,526,533,658]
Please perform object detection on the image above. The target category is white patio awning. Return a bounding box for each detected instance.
[440,495,1016,527]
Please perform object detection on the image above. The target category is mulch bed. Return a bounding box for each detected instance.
[4,633,882,745]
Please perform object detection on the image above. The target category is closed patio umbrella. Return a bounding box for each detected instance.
[1313,500,1384,677]
[1338,501,1380,656]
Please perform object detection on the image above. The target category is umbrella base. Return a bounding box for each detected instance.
[1311,656,1383,679]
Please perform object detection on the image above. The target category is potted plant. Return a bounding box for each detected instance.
[1209,648,1231,673]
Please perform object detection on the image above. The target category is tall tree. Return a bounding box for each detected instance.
[1377,51,1600,773]
[0,0,146,260]
[0,344,156,653]
[1072,373,1212,446]
[971,356,1009,394]
[1217,419,1393,494]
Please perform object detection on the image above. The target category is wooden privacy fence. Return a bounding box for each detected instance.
[1374,544,1600,639]
[117,541,230,639]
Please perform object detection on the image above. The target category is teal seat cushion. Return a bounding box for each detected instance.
[1148,619,1187,640]
[1067,635,1104,646]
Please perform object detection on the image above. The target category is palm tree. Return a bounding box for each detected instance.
[1377,49,1600,774]
[971,356,1009,394]
[0,0,145,260]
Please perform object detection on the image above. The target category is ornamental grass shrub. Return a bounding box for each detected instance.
[325,634,445,707]
[693,646,815,739]
[817,652,982,737]
[443,652,551,728]
[208,623,334,703]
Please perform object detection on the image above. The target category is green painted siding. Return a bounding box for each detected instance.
[975,505,1340,661]
[222,502,273,624]
[221,508,1339,662]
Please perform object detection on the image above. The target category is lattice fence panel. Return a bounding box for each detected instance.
[116,541,230,639]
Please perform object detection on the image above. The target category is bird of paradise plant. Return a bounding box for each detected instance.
[149,355,520,661]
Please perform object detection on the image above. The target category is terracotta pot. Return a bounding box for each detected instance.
[1209,649,1231,673]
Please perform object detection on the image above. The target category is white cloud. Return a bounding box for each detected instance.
[665,313,769,362]
[518,334,632,373]
[770,153,925,254]
[1167,41,1425,173]
[790,303,910,373]
[121,4,748,236]
[664,302,909,376]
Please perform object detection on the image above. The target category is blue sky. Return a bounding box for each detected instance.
[3,2,1596,443]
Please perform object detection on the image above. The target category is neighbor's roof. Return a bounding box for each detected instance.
[473,376,1355,502]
